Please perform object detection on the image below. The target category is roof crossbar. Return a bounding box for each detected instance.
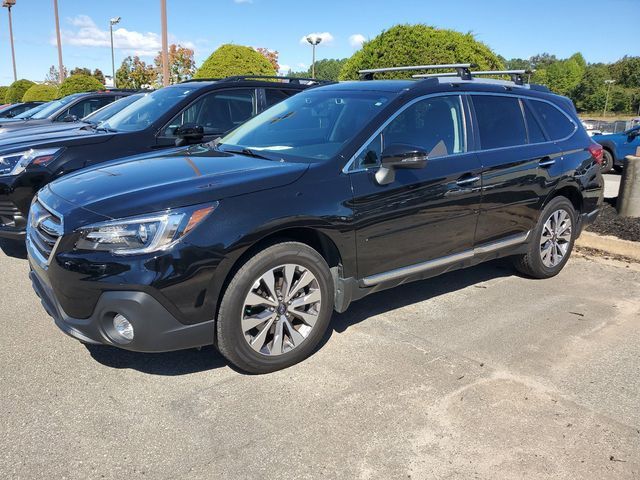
[412,69,535,86]
[358,64,474,81]
[181,75,329,85]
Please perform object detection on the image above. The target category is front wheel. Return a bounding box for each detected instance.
[513,196,577,279]
[216,242,334,374]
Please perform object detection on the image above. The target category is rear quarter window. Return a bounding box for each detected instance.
[528,100,576,140]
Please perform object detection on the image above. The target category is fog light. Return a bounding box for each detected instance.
[113,314,134,342]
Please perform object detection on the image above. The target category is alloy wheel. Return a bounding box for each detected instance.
[539,209,573,268]
[241,264,321,356]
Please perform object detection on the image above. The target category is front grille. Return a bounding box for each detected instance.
[27,199,63,264]
[0,200,20,226]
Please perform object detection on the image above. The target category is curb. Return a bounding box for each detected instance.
[576,231,640,261]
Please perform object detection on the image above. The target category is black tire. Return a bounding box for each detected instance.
[512,196,577,279]
[601,150,614,174]
[216,242,334,374]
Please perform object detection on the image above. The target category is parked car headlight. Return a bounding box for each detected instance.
[75,203,218,255]
[0,148,63,176]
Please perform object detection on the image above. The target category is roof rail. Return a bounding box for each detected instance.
[181,75,329,85]
[412,69,535,86]
[358,64,475,81]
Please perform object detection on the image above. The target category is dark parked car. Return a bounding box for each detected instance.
[592,125,640,173]
[0,93,144,142]
[0,77,316,240]
[0,90,137,134]
[26,65,604,374]
[0,102,45,119]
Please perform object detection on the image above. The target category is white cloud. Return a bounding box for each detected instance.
[58,15,161,56]
[349,34,366,48]
[299,32,334,46]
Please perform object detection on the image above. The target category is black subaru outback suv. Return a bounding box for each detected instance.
[27,65,604,374]
[0,77,317,240]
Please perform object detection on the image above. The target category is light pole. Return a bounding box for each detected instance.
[53,0,64,83]
[160,0,169,86]
[603,79,615,118]
[110,16,121,88]
[2,0,17,83]
[306,35,322,79]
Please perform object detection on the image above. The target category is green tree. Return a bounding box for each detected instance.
[154,44,196,84]
[58,74,104,97]
[609,56,640,88]
[194,44,276,79]
[0,86,8,103]
[5,79,35,103]
[22,84,58,102]
[572,64,609,112]
[339,24,503,80]
[311,58,347,81]
[70,67,92,77]
[92,69,106,85]
[542,53,586,97]
[116,56,158,89]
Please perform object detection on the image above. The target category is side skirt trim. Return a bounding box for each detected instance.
[361,231,530,287]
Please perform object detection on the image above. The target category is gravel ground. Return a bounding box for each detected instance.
[587,200,640,242]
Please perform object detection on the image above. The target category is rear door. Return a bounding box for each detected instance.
[471,94,562,246]
[349,94,483,279]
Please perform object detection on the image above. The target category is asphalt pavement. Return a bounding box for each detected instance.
[0,243,639,479]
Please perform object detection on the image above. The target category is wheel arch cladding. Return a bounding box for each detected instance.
[547,186,583,214]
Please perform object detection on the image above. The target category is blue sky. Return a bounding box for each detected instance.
[1,0,639,85]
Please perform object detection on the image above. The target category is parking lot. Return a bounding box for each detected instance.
[1,243,639,479]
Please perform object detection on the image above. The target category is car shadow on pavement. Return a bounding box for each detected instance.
[84,259,517,376]
[0,239,27,260]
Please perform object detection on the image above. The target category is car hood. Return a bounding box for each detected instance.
[46,147,309,223]
[0,118,51,133]
[0,125,113,152]
[0,121,85,141]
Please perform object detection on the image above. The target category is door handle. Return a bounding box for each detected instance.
[538,157,556,168]
[456,176,480,187]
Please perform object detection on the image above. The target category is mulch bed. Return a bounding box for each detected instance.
[586,199,640,242]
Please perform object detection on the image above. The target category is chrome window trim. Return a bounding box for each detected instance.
[342,91,579,174]
[342,92,468,174]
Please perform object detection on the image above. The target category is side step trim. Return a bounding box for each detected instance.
[361,231,530,287]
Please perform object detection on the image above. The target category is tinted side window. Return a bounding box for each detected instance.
[523,102,547,143]
[163,89,255,137]
[528,100,576,140]
[264,89,292,108]
[61,97,113,120]
[473,96,527,149]
[354,95,465,169]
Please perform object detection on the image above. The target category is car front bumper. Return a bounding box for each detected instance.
[29,261,215,353]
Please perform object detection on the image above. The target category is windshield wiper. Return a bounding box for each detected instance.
[222,147,273,160]
[94,125,118,133]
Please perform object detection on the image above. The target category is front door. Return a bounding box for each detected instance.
[348,94,483,279]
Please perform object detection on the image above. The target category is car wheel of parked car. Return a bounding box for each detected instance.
[216,242,334,374]
[513,196,577,279]
[601,150,614,174]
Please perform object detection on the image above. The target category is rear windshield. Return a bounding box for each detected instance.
[218,90,394,161]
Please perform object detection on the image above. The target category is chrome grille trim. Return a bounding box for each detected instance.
[27,197,64,269]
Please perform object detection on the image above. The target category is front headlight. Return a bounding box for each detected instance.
[75,203,218,255]
[0,148,63,176]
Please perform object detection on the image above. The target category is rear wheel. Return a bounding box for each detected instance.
[216,242,334,374]
[513,196,577,279]
[601,150,614,174]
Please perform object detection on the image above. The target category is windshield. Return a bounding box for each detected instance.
[83,94,143,124]
[14,102,50,119]
[101,86,196,132]
[218,90,392,161]
[29,94,82,120]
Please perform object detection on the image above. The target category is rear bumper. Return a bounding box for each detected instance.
[577,208,600,237]
[29,267,215,352]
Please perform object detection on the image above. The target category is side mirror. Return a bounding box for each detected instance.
[61,114,78,122]
[375,143,428,185]
[628,129,639,139]
[175,123,204,147]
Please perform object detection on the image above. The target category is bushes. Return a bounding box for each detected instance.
[194,44,276,79]
[4,79,35,103]
[57,74,104,97]
[0,86,8,104]
[339,24,503,80]
[22,84,58,102]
